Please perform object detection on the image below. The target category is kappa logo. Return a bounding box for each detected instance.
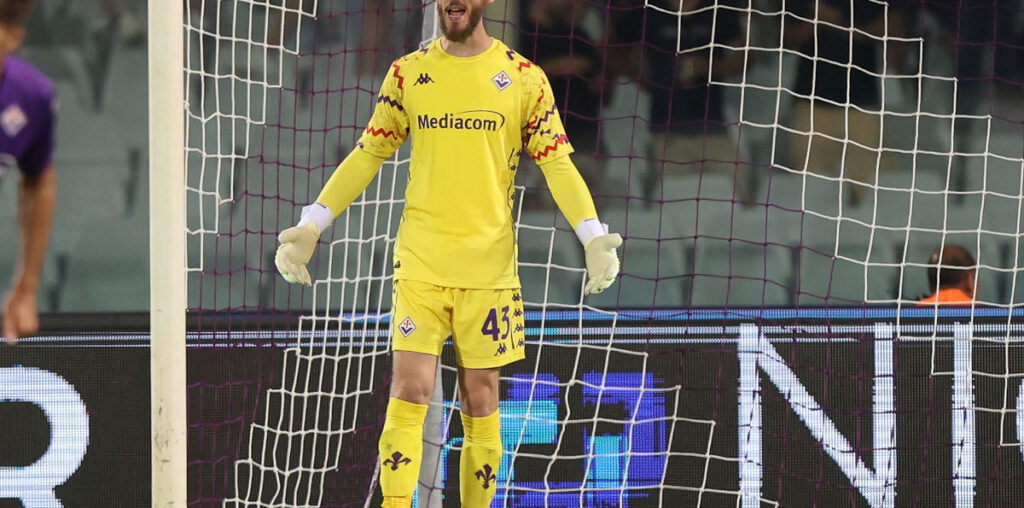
[1,104,27,137]
[494,343,507,357]
[491,70,512,91]
[414,73,435,85]
[399,316,417,337]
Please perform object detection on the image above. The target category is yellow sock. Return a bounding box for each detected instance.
[460,409,503,508]
[379,397,428,500]
[380,496,412,508]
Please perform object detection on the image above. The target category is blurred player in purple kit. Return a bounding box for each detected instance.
[0,0,56,344]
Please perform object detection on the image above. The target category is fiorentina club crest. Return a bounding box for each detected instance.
[1,104,27,137]
[475,464,496,489]
[491,70,512,91]
[398,316,416,337]
[382,451,412,471]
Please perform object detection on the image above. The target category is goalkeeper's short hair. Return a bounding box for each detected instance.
[927,244,976,290]
[0,0,33,28]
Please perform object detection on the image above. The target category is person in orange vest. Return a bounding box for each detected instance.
[917,245,976,305]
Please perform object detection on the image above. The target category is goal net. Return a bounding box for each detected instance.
[179,0,1024,506]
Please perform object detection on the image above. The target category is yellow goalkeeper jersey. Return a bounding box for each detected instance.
[354,38,576,289]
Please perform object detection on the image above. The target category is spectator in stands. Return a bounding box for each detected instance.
[923,0,1023,113]
[99,0,144,46]
[917,245,976,305]
[522,0,608,207]
[0,0,56,344]
[601,0,644,82]
[359,0,423,77]
[912,1,1023,197]
[638,0,749,203]
[785,0,904,206]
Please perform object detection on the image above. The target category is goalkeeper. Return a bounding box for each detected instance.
[274,0,621,506]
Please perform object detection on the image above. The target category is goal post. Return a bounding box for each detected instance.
[149,0,186,505]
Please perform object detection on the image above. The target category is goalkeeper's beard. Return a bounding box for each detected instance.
[438,2,484,43]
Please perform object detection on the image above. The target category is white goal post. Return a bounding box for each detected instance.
[149,0,187,505]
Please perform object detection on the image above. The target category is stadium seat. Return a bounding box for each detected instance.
[660,172,737,203]
[101,47,148,147]
[951,154,1024,238]
[186,231,268,311]
[660,173,738,241]
[689,206,800,307]
[862,168,950,231]
[0,193,17,300]
[61,217,148,311]
[54,81,127,164]
[763,168,846,218]
[690,239,795,307]
[1008,245,1024,306]
[795,214,899,305]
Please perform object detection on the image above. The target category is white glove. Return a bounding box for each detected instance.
[583,233,622,295]
[275,222,320,286]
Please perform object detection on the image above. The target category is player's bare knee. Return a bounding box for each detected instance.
[390,351,438,404]
[390,377,434,405]
[458,368,500,417]
[389,368,435,404]
[459,388,498,417]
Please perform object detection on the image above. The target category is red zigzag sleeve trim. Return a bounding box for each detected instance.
[391,62,405,90]
[531,133,569,160]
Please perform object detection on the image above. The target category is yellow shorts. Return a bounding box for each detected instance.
[390,279,526,369]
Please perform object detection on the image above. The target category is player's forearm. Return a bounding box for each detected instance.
[537,154,600,237]
[307,148,387,230]
[538,158,620,295]
[15,166,56,293]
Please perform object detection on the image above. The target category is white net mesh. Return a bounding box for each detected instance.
[182,1,1024,506]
